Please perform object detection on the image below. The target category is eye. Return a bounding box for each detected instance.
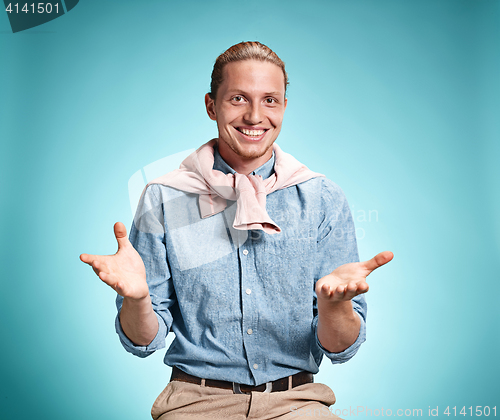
[231,95,245,103]
[265,97,278,104]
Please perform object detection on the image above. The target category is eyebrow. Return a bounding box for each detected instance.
[226,90,284,96]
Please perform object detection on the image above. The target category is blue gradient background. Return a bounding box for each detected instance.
[1,1,498,419]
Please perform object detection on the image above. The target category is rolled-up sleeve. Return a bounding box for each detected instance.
[115,184,176,358]
[312,179,367,364]
[115,309,169,357]
[312,295,367,364]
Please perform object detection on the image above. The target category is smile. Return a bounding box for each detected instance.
[236,128,268,137]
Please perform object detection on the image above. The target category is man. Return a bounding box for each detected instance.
[81,41,393,419]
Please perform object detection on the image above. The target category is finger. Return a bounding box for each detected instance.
[81,253,106,266]
[114,222,129,250]
[332,284,346,300]
[318,283,332,299]
[357,281,369,294]
[92,259,110,275]
[99,271,118,289]
[80,253,95,265]
[363,251,394,274]
[81,253,103,275]
[97,270,122,291]
[343,281,359,300]
[113,280,128,297]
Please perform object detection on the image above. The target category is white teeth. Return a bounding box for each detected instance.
[240,128,265,136]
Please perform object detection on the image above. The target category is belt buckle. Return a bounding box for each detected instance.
[232,382,273,394]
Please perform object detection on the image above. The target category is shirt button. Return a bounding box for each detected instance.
[242,249,249,256]
[245,289,252,295]
[253,364,259,369]
[247,329,253,335]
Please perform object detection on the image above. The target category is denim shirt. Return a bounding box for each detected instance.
[115,147,366,386]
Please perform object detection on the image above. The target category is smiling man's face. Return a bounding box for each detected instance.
[205,60,287,174]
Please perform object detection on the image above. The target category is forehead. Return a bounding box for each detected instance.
[220,60,286,96]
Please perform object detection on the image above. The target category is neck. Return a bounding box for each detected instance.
[217,143,273,175]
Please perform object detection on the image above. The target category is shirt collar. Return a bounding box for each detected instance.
[213,145,276,179]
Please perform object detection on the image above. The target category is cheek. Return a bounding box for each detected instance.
[218,105,241,122]
[269,111,285,127]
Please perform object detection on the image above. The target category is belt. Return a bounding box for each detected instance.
[170,366,313,394]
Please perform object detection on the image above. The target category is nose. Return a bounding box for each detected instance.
[244,102,263,125]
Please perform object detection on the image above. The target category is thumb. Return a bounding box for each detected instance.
[364,251,394,274]
[114,222,129,250]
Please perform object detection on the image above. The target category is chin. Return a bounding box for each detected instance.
[235,143,273,160]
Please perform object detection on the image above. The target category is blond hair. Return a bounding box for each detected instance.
[209,41,288,100]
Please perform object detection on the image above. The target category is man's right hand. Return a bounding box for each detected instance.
[80,222,149,300]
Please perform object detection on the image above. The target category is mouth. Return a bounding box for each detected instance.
[235,127,269,141]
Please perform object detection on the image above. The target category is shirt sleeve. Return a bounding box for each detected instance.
[115,184,176,358]
[311,178,367,364]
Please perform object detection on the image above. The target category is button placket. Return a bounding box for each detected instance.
[240,241,260,382]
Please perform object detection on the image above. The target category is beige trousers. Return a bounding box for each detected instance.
[151,380,343,420]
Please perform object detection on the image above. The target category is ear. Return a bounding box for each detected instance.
[205,93,217,121]
[284,97,288,111]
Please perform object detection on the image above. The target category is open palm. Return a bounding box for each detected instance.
[80,222,148,300]
[316,251,393,303]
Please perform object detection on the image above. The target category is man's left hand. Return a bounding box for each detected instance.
[315,251,394,303]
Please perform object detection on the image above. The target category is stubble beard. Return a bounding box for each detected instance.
[220,133,276,162]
